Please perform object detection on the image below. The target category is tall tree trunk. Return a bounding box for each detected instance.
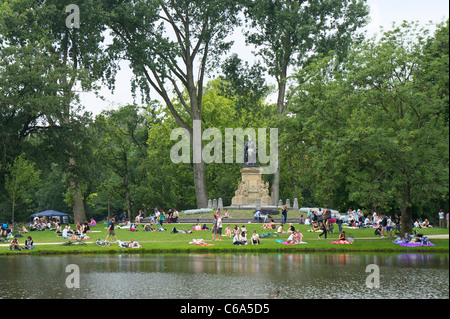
[70,179,87,224]
[271,66,288,205]
[191,117,208,209]
[69,157,87,224]
[124,172,133,222]
[194,161,208,208]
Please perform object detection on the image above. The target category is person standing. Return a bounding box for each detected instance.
[380,215,388,238]
[438,209,445,228]
[159,210,165,228]
[318,222,327,239]
[317,208,324,227]
[211,214,218,241]
[105,218,118,242]
[446,211,449,230]
[281,205,288,225]
[216,214,223,241]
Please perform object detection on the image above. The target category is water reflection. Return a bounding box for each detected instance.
[0,253,448,299]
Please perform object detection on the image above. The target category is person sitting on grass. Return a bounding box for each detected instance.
[21,226,29,234]
[9,238,23,251]
[225,225,232,237]
[233,232,245,245]
[287,223,296,234]
[223,209,231,219]
[251,230,260,245]
[261,219,276,230]
[286,232,297,244]
[276,224,286,234]
[62,225,70,239]
[25,236,35,250]
[374,225,382,236]
[308,222,320,232]
[336,231,351,244]
[296,230,304,243]
[420,219,432,228]
[241,231,248,245]
[89,218,97,227]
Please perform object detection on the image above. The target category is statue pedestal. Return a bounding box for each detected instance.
[231,167,272,206]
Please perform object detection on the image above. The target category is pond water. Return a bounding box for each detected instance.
[0,253,448,299]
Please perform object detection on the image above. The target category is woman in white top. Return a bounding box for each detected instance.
[62,226,69,239]
[251,230,260,245]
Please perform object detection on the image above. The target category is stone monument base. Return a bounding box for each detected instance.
[231,167,272,206]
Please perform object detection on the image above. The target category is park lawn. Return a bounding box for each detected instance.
[0,222,448,255]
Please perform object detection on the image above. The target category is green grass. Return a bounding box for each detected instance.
[1,221,448,255]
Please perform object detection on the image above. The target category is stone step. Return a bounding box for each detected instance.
[140,217,301,225]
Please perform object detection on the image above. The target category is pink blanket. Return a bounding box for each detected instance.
[330,240,353,245]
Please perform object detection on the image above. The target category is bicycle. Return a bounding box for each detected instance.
[95,238,114,247]
[95,238,122,247]
[0,236,12,244]
[60,236,87,246]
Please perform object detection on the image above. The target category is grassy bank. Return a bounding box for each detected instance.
[1,221,448,256]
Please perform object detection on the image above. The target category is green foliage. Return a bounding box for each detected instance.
[289,21,449,232]
[4,153,41,224]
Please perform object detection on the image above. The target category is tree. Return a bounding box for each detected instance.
[93,104,152,221]
[243,0,369,204]
[0,0,116,223]
[290,21,449,235]
[104,0,242,208]
[5,153,41,227]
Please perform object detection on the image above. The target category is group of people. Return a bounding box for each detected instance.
[9,236,35,251]
[232,228,260,245]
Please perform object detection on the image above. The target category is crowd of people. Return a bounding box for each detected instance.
[2,205,448,252]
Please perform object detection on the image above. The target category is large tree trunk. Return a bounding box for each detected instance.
[194,161,208,209]
[191,118,208,209]
[124,172,133,222]
[68,157,87,224]
[70,179,87,224]
[271,64,289,205]
[272,169,280,205]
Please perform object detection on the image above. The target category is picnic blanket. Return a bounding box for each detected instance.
[393,241,435,247]
[275,239,307,245]
[330,240,352,245]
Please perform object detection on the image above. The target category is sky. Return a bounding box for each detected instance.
[79,0,450,116]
